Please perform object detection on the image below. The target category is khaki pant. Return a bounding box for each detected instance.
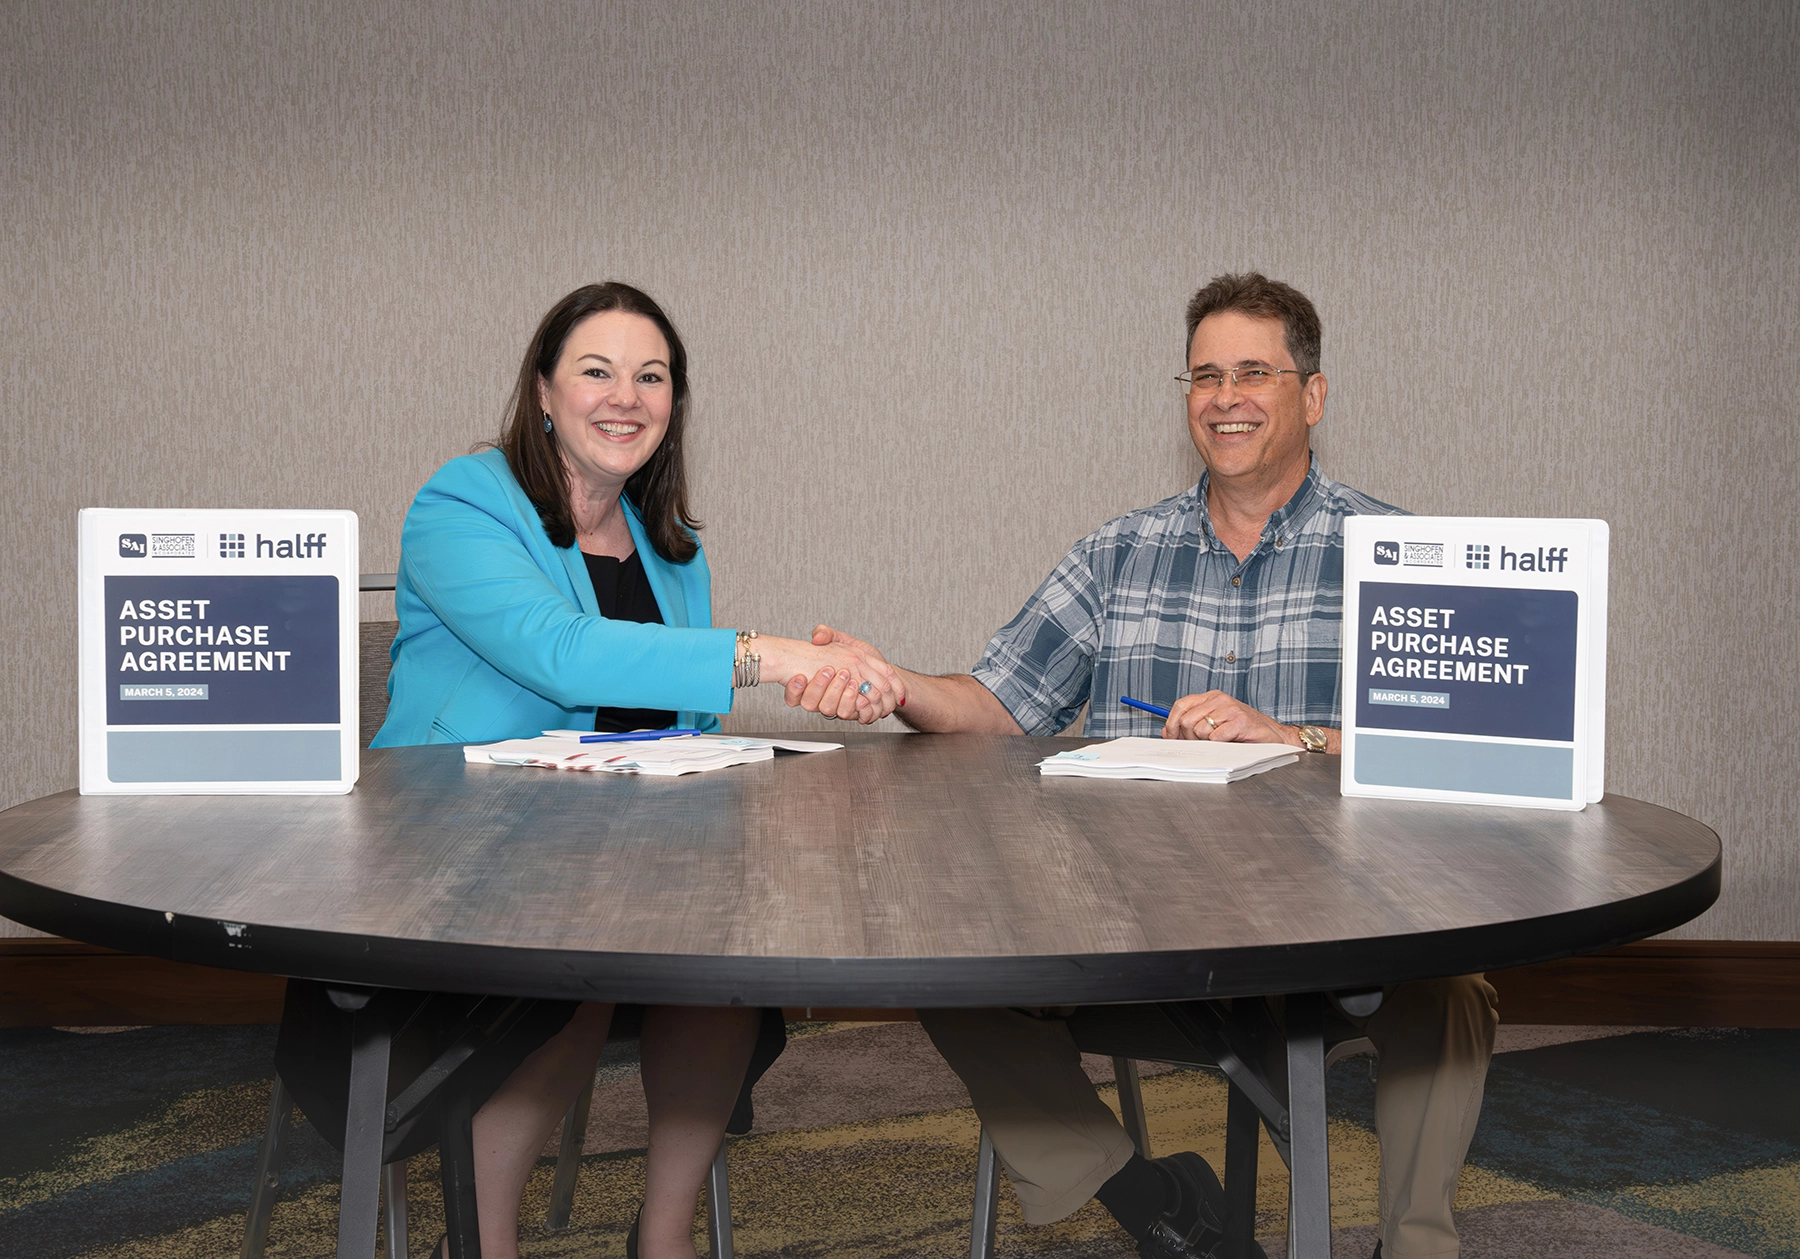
[920,975,1497,1259]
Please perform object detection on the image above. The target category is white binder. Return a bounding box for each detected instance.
[78,509,360,794]
[1339,517,1608,811]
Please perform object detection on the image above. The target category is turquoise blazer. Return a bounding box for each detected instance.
[371,448,735,747]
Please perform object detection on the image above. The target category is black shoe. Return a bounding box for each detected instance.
[1135,1152,1224,1258]
[625,1206,640,1259]
[1372,1244,1382,1258]
[1138,1219,1210,1259]
[1138,1217,1271,1259]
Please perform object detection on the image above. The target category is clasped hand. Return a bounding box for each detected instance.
[757,626,905,724]
[775,625,905,725]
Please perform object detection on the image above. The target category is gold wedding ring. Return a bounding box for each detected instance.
[1205,716,1219,729]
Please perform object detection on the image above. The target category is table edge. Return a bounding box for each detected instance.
[0,848,1720,1006]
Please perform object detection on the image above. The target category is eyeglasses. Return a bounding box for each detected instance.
[1176,366,1308,397]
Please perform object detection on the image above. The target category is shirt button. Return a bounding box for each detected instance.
[1226,652,1237,663]
[1231,575,1242,587]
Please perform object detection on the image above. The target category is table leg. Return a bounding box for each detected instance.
[439,1084,481,1259]
[1157,1001,1292,1166]
[334,990,391,1259]
[1222,1078,1261,1259]
[1283,994,1330,1259]
[241,1075,292,1259]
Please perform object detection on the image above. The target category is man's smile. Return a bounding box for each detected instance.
[1209,419,1262,435]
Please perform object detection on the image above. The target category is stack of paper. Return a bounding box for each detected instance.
[1038,737,1298,783]
[463,734,842,776]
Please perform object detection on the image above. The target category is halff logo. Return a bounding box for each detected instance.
[256,532,328,559]
[219,533,246,558]
[1373,541,1400,566]
[1500,545,1569,573]
[119,534,147,558]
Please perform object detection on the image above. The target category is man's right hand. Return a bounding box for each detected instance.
[793,625,904,724]
[756,629,904,723]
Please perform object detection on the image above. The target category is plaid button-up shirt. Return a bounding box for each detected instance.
[972,458,1405,738]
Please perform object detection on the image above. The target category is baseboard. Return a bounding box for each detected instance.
[1483,940,1800,1028]
[0,938,287,1027]
[4,938,1799,1029]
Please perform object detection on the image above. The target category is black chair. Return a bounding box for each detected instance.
[243,991,763,1259]
[965,1000,1378,1259]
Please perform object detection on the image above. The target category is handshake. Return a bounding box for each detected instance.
[753,625,905,726]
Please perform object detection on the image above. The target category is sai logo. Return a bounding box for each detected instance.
[218,533,246,559]
[118,534,147,558]
[1465,544,1491,570]
[1373,540,1400,566]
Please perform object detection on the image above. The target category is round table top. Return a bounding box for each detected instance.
[0,733,1719,1007]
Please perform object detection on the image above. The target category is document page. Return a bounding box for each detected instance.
[469,734,842,776]
[1039,737,1298,783]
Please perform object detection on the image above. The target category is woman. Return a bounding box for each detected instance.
[371,281,902,1259]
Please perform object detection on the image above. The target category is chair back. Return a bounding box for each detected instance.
[359,620,398,748]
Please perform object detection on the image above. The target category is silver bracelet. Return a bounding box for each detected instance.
[733,630,760,689]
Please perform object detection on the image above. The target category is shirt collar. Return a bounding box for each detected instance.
[1194,453,1324,553]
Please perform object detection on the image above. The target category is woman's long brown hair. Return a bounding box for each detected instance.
[493,282,700,563]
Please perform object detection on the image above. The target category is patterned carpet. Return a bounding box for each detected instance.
[3,1019,1796,1258]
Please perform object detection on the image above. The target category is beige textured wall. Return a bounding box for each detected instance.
[2,1,1795,940]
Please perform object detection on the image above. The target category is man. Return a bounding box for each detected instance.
[789,274,1497,1259]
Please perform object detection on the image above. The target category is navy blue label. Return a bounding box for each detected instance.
[1355,581,1577,741]
[104,575,340,726]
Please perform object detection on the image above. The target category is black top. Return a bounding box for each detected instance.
[582,550,677,733]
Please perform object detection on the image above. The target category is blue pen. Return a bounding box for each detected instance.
[1119,696,1171,719]
[578,728,707,744]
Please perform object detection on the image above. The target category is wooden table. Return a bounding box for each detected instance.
[0,733,1720,1258]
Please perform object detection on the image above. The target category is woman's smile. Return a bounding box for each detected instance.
[538,310,675,496]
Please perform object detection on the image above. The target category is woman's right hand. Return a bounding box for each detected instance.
[755,627,905,723]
